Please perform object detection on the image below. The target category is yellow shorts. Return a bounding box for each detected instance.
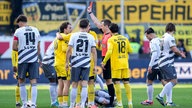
[55,65,70,80]
[112,68,130,79]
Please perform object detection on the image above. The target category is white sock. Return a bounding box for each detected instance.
[50,83,57,104]
[81,86,88,106]
[20,83,27,104]
[31,84,37,105]
[70,88,77,106]
[147,84,153,101]
[166,88,172,103]
[159,82,174,97]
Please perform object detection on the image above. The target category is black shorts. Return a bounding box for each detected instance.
[159,65,177,80]
[102,56,111,80]
[147,69,163,81]
[42,63,57,79]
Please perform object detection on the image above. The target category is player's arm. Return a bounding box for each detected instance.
[148,43,158,73]
[12,36,18,51]
[127,39,133,54]
[65,45,72,70]
[102,39,113,66]
[169,38,186,58]
[87,7,102,29]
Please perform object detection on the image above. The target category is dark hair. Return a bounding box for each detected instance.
[79,18,89,29]
[145,27,155,34]
[101,19,111,27]
[165,23,176,32]
[16,15,27,23]
[59,22,71,33]
[109,23,119,33]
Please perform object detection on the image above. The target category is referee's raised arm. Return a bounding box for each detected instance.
[87,6,102,29]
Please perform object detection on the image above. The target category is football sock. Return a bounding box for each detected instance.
[15,85,20,103]
[28,85,32,100]
[107,84,115,105]
[50,83,57,104]
[114,83,122,104]
[31,83,37,105]
[147,84,153,101]
[159,82,174,97]
[88,84,95,105]
[124,83,132,103]
[63,95,68,106]
[76,85,82,105]
[95,75,104,90]
[70,88,77,105]
[81,86,88,106]
[20,83,27,104]
[166,88,172,103]
[58,96,63,105]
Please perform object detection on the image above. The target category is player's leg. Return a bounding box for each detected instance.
[112,69,122,107]
[75,81,82,108]
[15,82,22,108]
[156,66,177,106]
[88,78,97,108]
[55,65,65,107]
[69,67,81,108]
[122,68,133,108]
[95,74,104,90]
[80,68,90,108]
[18,63,28,107]
[63,70,70,107]
[29,62,39,108]
[42,64,58,107]
[102,58,115,107]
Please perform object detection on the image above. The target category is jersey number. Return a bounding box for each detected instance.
[117,41,126,53]
[24,32,35,45]
[76,39,88,52]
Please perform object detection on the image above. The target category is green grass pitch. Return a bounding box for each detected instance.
[0,84,191,108]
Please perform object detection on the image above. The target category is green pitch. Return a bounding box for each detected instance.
[0,84,191,108]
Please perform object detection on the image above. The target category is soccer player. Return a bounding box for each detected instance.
[156,23,186,106]
[41,41,58,107]
[87,6,115,107]
[12,50,32,108]
[101,23,133,108]
[54,22,72,107]
[12,15,41,108]
[141,28,164,105]
[66,19,97,108]
[75,30,98,108]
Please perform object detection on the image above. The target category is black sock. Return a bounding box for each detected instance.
[107,84,115,105]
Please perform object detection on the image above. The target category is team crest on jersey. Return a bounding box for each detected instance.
[23,3,41,21]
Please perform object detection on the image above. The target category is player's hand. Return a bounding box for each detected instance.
[87,6,92,13]
[56,32,63,40]
[65,63,69,71]
[93,66,97,74]
[148,66,152,74]
[101,62,106,70]
[13,66,17,73]
[180,51,186,58]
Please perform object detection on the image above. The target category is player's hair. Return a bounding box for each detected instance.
[165,23,176,32]
[16,15,27,23]
[79,18,89,29]
[145,27,155,34]
[59,22,71,33]
[109,23,119,33]
[101,19,111,27]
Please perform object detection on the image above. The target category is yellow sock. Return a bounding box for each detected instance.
[28,85,32,100]
[76,85,82,105]
[58,96,63,105]
[114,83,122,104]
[63,95,68,105]
[15,85,20,103]
[88,84,95,104]
[124,83,132,102]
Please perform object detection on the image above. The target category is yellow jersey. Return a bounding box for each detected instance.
[103,34,133,70]
[54,33,71,66]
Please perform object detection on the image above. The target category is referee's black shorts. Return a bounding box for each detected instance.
[102,56,111,80]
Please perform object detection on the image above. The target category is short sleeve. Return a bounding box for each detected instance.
[168,36,176,47]
[150,42,157,53]
[90,36,96,47]
[68,34,74,46]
